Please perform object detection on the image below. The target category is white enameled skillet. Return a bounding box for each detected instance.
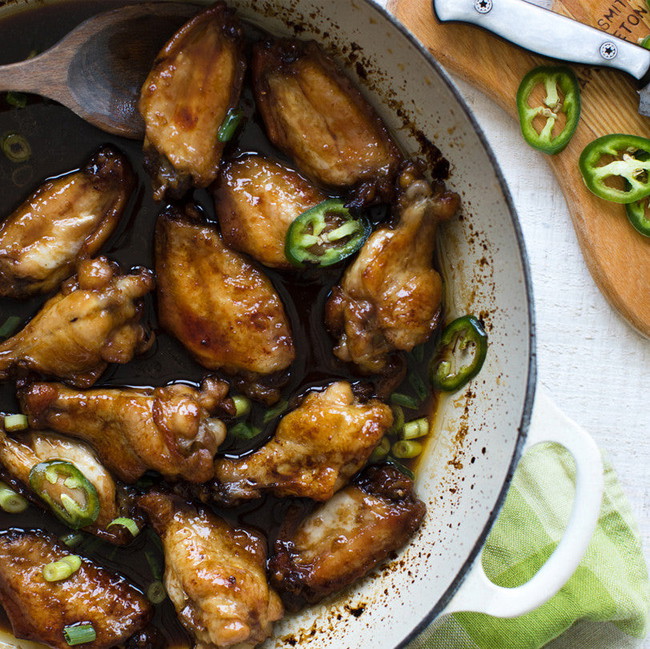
[0,0,604,647]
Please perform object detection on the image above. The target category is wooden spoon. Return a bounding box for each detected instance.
[0,3,197,139]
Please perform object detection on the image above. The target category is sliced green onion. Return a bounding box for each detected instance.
[412,344,426,363]
[0,482,28,513]
[385,457,415,480]
[11,165,33,189]
[63,623,96,646]
[262,399,288,424]
[145,550,163,581]
[217,108,244,142]
[0,316,22,338]
[369,437,390,462]
[147,527,164,553]
[408,371,428,402]
[232,395,251,418]
[4,414,28,432]
[78,536,103,555]
[387,405,405,437]
[406,354,428,402]
[147,580,167,604]
[402,417,429,440]
[2,132,31,163]
[43,555,81,582]
[60,532,84,548]
[389,393,419,410]
[5,92,27,108]
[107,517,140,537]
[228,421,261,440]
[391,440,423,459]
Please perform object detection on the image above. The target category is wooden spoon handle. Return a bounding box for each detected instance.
[0,54,71,103]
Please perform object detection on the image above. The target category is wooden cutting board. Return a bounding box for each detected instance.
[388,0,650,338]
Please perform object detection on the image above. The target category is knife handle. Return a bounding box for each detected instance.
[432,0,650,82]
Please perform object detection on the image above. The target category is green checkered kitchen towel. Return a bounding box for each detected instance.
[411,401,650,649]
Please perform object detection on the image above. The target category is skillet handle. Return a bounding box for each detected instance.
[441,387,604,618]
[432,0,650,82]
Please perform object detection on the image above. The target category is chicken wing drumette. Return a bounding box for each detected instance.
[19,377,229,484]
[139,2,246,200]
[326,161,460,374]
[252,39,401,204]
[214,154,326,269]
[0,428,141,544]
[0,529,152,649]
[0,257,154,387]
[139,491,283,649]
[0,146,134,298]
[212,381,392,505]
[269,464,426,610]
[155,204,294,401]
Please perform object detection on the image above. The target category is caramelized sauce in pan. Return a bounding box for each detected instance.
[0,2,439,645]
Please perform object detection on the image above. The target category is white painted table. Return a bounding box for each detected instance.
[379,0,649,639]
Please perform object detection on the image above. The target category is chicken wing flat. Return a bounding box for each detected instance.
[0,257,154,387]
[155,204,295,379]
[0,147,134,298]
[0,428,140,544]
[139,492,283,649]
[214,154,326,269]
[269,464,425,610]
[140,3,246,201]
[19,377,229,484]
[0,529,152,649]
[325,162,460,374]
[212,381,392,504]
[252,39,401,201]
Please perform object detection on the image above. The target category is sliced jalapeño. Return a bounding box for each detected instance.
[285,199,370,268]
[431,315,488,392]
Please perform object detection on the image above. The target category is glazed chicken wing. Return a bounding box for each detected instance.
[214,154,326,269]
[0,146,134,297]
[212,381,392,504]
[0,529,152,649]
[0,428,141,544]
[269,464,426,610]
[325,162,460,374]
[0,257,153,387]
[19,377,229,484]
[140,2,246,201]
[155,204,295,382]
[139,492,283,649]
[252,39,401,203]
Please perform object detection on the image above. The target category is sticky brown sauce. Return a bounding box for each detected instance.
[0,1,439,646]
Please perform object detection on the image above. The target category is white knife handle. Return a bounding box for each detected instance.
[433,0,650,82]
